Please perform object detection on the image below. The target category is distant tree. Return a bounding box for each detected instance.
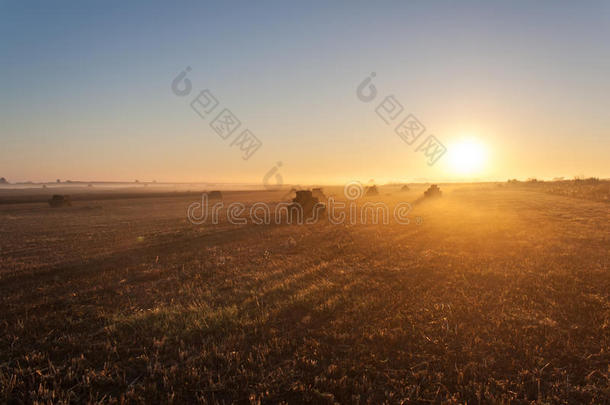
[0,177,7,184]
[57,179,61,183]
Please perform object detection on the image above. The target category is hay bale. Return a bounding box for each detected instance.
[207,190,223,199]
[293,190,315,205]
[289,189,325,221]
[423,184,442,198]
[48,195,72,208]
[365,185,379,196]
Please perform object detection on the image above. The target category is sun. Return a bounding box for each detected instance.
[447,138,488,175]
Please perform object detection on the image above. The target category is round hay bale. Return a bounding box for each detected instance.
[289,189,325,222]
[207,190,223,199]
[49,195,72,208]
[423,184,442,198]
[365,185,379,196]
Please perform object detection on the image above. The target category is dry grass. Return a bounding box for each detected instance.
[0,186,608,403]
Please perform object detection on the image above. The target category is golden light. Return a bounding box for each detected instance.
[447,138,488,175]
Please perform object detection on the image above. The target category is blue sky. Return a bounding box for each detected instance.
[1,1,609,183]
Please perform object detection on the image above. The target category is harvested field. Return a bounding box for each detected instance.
[505,179,610,204]
[0,185,608,403]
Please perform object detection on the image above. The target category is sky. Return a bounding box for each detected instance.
[1,0,609,184]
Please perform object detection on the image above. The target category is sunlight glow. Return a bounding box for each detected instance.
[447,138,488,175]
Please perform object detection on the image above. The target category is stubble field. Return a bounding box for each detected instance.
[0,185,608,403]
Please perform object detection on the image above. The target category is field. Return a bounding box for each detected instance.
[0,185,608,403]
